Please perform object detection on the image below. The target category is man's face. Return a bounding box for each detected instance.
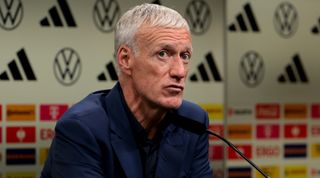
[128,26,192,109]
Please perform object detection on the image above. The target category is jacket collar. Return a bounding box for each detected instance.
[105,83,143,178]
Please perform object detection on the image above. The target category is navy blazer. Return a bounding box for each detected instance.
[41,83,213,178]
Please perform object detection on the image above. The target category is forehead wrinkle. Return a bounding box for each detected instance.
[136,25,191,48]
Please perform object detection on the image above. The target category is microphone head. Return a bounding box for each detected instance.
[168,111,207,135]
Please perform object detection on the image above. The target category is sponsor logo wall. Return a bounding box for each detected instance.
[1,0,320,177]
[0,0,223,176]
[227,0,320,178]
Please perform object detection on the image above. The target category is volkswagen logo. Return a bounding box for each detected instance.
[53,47,81,86]
[274,2,298,38]
[93,0,120,33]
[185,0,211,35]
[0,0,23,30]
[239,51,264,88]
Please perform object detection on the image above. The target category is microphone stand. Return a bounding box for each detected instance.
[206,129,270,178]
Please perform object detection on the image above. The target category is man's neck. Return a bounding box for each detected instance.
[120,82,167,139]
[128,100,167,139]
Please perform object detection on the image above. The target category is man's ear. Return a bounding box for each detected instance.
[117,45,133,75]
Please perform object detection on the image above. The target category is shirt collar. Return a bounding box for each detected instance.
[117,84,169,145]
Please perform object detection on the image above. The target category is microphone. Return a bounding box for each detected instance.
[169,112,270,178]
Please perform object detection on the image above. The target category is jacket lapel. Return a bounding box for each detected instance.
[104,83,143,178]
[110,133,143,178]
[155,124,188,178]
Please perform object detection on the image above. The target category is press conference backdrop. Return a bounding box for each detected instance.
[0,0,319,177]
[227,1,320,178]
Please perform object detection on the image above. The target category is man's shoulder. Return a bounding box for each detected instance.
[179,100,206,114]
[180,100,204,111]
[177,100,208,124]
[76,90,110,111]
[60,89,112,122]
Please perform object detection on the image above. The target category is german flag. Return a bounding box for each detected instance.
[284,144,307,158]
[228,167,251,178]
[6,148,36,165]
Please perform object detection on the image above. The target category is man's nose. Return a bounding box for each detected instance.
[169,57,187,80]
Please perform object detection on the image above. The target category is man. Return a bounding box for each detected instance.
[41,3,213,178]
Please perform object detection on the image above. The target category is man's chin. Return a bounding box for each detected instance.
[163,99,183,109]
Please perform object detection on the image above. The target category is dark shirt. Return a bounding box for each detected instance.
[119,88,168,178]
[127,112,162,178]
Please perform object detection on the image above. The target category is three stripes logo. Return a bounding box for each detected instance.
[152,0,161,5]
[278,54,308,83]
[185,0,211,35]
[93,0,120,33]
[97,61,118,81]
[53,47,81,86]
[0,48,36,81]
[0,0,23,30]
[274,2,298,38]
[40,0,76,27]
[228,3,260,32]
[311,17,320,34]
[189,52,222,82]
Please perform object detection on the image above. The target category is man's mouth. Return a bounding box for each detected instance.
[166,85,184,92]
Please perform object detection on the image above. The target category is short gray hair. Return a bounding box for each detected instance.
[114,3,190,54]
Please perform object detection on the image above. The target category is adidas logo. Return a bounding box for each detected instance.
[228,3,260,32]
[311,17,320,34]
[0,48,37,81]
[97,61,118,81]
[40,0,76,27]
[189,52,222,82]
[278,54,308,83]
[152,0,161,5]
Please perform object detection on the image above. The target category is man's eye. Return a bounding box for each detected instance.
[158,50,168,58]
[181,53,191,60]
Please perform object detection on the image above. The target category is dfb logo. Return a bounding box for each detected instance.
[274,2,298,38]
[93,0,120,33]
[185,0,211,35]
[53,47,81,86]
[239,51,264,87]
[0,0,23,30]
